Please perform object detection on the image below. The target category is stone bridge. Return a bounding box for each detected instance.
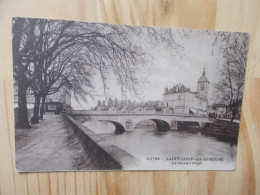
[67,110,212,134]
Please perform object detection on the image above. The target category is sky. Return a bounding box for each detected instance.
[71,28,225,110]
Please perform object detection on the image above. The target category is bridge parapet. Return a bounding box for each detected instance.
[66,109,207,118]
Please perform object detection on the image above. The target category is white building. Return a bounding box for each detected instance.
[108,106,118,111]
[212,104,227,118]
[163,69,209,114]
[45,78,72,113]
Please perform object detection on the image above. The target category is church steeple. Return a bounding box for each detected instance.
[197,68,209,100]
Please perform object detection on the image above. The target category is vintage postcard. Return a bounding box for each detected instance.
[13,17,249,171]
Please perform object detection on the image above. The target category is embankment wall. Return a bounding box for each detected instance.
[63,114,139,170]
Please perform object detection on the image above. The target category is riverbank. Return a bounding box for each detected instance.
[15,114,95,172]
[63,114,140,170]
[201,120,239,143]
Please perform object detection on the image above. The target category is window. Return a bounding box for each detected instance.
[201,84,204,91]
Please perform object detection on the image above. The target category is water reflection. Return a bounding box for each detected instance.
[83,120,237,170]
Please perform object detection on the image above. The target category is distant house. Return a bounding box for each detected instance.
[212,104,227,118]
[119,106,132,113]
[45,78,72,114]
[147,101,160,107]
[141,106,156,114]
[144,106,155,111]
[130,105,148,113]
[96,106,106,111]
[224,107,232,119]
[108,106,118,111]
[163,69,209,114]
[157,101,164,108]
[131,105,145,112]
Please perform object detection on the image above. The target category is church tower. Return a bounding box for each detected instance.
[197,68,209,100]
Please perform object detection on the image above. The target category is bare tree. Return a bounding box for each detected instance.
[108,98,113,106]
[13,17,186,128]
[13,18,40,128]
[33,45,92,122]
[213,32,249,122]
[114,98,119,107]
[13,18,80,125]
[97,100,101,107]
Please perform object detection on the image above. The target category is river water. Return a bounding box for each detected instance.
[83,121,237,170]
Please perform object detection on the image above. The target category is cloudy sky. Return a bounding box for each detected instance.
[72,29,224,110]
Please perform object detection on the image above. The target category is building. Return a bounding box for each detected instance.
[212,104,227,118]
[45,78,72,113]
[197,68,209,100]
[131,105,146,112]
[163,68,209,114]
[119,106,132,113]
[108,106,118,111]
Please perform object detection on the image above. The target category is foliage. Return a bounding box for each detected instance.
[213,32,249,121]
[13,17,187,127]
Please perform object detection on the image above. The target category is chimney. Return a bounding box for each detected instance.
[164,87,168,94]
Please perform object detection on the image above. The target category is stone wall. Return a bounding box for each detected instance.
[63,114,139,170]
[177,121,201,133]
[202,122,239,143]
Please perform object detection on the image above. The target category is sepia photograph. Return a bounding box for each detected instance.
[13,17,249,171]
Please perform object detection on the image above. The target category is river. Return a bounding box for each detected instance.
[83,120,237,170]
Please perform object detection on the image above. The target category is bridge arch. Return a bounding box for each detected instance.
[150,119,170,132]
[134,118,170,132]
[107,121,125,134]
[97,120,125,134]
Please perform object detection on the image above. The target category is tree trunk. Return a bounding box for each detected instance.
[17,82,30,128]
[231,109,237,123]
[31,94,41,124]
[14,19,31,129]
[39,95,46,120]
[231,116,234,123]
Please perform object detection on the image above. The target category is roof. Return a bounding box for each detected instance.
[164,84,190,95]
[197,68,209,83]
[147,101,160,106]
[130,105,144,110]
[195,94,206,101]
[119,105,133,110]
[145,106,156,110]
